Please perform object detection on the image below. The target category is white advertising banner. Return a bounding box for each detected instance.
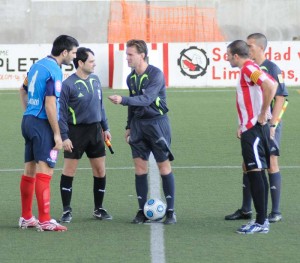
[170,41,300,87]
[0,44,108,89]
[0,42,299,89]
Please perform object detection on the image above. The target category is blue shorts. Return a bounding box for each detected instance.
[21,115,58,168]
[241,123,270,171]
[129,115,174,162]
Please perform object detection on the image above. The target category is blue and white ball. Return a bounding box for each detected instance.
[144,198,167,221]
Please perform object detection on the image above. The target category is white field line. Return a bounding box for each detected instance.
[1,165,299,173]
[148,153,165,263]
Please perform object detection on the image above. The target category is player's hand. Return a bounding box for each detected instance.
[236,127,241,139]
[63,138,73,152]
[257,112,267,125]
[108,95,122,104]
[53,134,63,150]
[125,129,130,144]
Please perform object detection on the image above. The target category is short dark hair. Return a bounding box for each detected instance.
[73,47,94,69]
[126,39,148,60]
[227,40,249,58]
[51,35,79,56]
[247,33,268,51]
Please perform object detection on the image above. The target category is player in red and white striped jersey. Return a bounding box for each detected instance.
[225,34,288,224]
[226,40,277,234]
[236,60,275,132]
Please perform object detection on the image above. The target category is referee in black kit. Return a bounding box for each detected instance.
[59,47,113,223]
[108,39,176,225]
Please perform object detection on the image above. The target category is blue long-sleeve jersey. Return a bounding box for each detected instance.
[121,65,169,129]
[24,56,62,119]
[59,73,109,141]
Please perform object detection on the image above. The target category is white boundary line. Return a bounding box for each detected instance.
[149,153,165,263]
[1,165,299,173]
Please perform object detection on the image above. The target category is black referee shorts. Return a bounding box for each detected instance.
[129,115,174,162]
[64,123,105,159]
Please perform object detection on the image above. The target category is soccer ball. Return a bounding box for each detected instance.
[143,198,167,221]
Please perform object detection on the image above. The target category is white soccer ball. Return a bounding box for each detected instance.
[143,198,167,221]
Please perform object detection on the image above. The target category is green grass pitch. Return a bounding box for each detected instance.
[0,87,300,263]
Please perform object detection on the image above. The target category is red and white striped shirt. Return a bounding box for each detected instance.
[236,60,274,132]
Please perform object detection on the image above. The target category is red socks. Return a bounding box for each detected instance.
[35,173,51,223]
[20,175,36,220]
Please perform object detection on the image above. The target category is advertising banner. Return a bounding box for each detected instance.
[0,44,108,89]
[1,42,299,89]
[170,41,300,87]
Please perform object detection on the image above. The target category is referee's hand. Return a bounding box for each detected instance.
[108,95,122,104]
[63,139,73,152]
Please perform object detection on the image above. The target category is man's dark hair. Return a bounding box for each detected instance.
[247,33,268,51]
[51,35,79,56]
[227,40,249,58]
[73,47,94,69]
[126,39,148,60]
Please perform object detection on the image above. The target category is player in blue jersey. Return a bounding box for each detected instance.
[225,33,288,223]
[19,35,79,232]
[58,47,112,223]
[108,39,176,224]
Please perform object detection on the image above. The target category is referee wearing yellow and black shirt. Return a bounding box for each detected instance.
[59,47,112,223]
[108,39,176,225]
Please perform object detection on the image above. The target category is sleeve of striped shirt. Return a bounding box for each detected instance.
[245,64,270,85]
